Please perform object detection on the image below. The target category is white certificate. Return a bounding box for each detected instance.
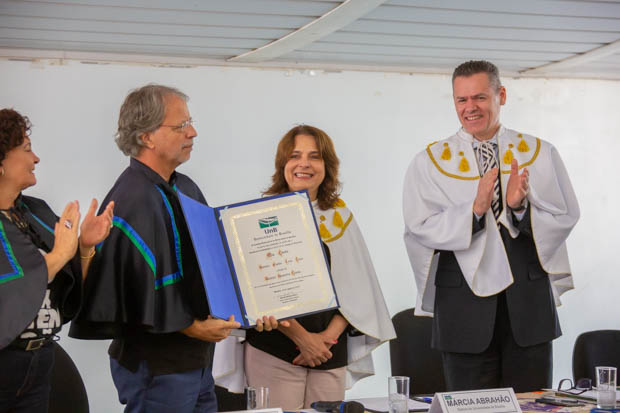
[179,190,338,328]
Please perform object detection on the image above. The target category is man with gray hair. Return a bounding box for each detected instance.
[403,61,579,391]
[70,84,240,412]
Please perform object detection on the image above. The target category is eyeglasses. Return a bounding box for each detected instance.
[161,118,194,132]
[557,378,593,395]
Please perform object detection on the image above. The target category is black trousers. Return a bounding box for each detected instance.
[0,343,55,413]
[441,292,552,393]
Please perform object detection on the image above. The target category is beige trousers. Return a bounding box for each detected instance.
[244,343,346,410]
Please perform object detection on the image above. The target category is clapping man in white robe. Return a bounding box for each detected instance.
[403,60,579,391]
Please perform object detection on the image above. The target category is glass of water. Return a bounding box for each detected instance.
[246,386,269,410]
[596,366,617,409]
[388,376,410,413]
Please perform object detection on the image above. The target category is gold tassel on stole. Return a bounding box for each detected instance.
[333,211,344,228]
[458,151,470,172]
[319,223,332,239]
[504,144,514,164]
[441,143,451,160]
[518,138,529,152]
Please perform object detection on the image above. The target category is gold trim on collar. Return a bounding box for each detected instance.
[500,137,541,174]
[322,212,353,243]
[426,142,479,181]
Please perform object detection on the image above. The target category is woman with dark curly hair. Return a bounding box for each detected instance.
[215,125,395,409]
[0,108,114,413]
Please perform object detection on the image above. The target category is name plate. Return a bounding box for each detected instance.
[428,388,521,413]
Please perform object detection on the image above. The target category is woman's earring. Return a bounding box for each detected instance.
[0,168,4,177]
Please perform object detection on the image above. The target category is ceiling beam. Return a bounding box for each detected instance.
[520,39,620,75]
[3,48,619,81]
[228,0,388,63]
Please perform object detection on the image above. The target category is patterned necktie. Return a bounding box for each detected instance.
[476,141,501,220]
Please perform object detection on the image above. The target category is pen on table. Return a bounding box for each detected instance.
[535,396,582,406]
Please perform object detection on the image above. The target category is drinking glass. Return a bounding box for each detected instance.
[246,386,270,410]
[596,366,617,409]
[388,376,410,413]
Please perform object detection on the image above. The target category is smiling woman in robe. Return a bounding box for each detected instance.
[239,125,396,409]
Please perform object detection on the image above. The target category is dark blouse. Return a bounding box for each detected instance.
[245,309,348,370]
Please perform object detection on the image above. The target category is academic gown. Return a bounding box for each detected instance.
[403,126,580,318]
[0,196,81,349]
[69,158,209,340]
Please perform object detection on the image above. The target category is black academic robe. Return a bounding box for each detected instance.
[69,158,209,339]
[0,196,81,349]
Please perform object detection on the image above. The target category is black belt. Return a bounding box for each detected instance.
[9,337,54,351]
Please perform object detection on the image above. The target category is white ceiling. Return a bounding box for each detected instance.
[1,0,619,79]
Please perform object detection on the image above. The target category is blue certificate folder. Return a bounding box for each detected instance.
[178,190,339,329]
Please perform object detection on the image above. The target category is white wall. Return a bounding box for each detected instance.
[1,59,618,412]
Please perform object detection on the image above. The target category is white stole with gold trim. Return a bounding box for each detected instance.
[404,126,579,316]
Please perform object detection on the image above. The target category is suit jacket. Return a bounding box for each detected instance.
[431,206,561,354]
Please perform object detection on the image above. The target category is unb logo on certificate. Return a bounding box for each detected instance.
[259,216,279,229]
